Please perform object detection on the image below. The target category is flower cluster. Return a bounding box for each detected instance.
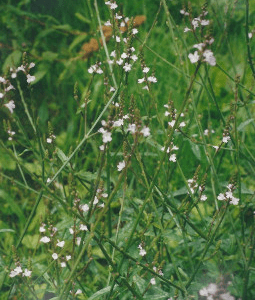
[217,183,239,205]
[199,281,235,300]
[9,265,32,278]
[161,143,179,163]
[181,7,216,66]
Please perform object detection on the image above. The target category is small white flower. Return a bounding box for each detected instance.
[248,32,253,39]
[201,20,210,26]
[66,255,71,261]
[192,18,200,29]
[56,240,65,248]
[5,84,15,91]
[76,237,81,246]
[46,138,52,143]
[141,126,150,137]
[184,27,191,33]
[52,253,58,260]
[150,278,156,285]
[203,49,216,66]
[40,236,50,243]
[201,194,207,201]
[0,92,4,98]
[80,204,89,212]
[168,120,176,127]
[131,54,138,61]
[188,51,199,63]
[132,28,138,35]
[69,228,74,234]
[113,119,124,127]
[127,123,136,133]
[199,287,209,296]
[222,136,230,143]
[169,154,177,162]
[138,244,146,256]
[22,269,32,277]
[115,13,122,20]
[80,224,88,231]
[99,144,105,151]
[143,67,150,73]
[148,76,157,83]
[17,65,25,72]
[142,85,149,90]
[138,78,145,83]
[165,111,170,116]
[39,225,46,233]
[4,100,15,114]
[93,196,99,205]
[117,160,126,172]
[11,73,17,79]
[179,121,186,127]
[27,74,35,83]
[75,289,82,295]
[29,62,35,69]
[0,76,6,83]
[116,36,121,42]
[110,50,116,57]
[123,63,132,72]
[230,196,239,205]
[60,262,66,268]
[110,86,115,92]
[102,131,112,143]
[217,193,225,201]
[121,53,128,59]
[193,43,205,51]
[116,58,123,65]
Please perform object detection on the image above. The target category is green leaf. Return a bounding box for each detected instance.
[237,118,254,131]
[69,34,88,52]
[0,229,15,233]
[87,286,112,300]
[2,50,22,72]
[75,12,91,24]
[0,190,25,223]
[22,234,40,249]
[189,141,201,160]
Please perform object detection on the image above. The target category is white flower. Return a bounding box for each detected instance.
[217,193,225,201]
[203,49,216,66]
[76,237,81,246]
[179,121,186,127]
[52,253,58,260]
[11,73,17,79]
[39,225,46,233]
[117,160,126,171]
[99,144,105,151]
[4,100,15,114]
[199,287,209,296]
[201,194,207,201]
[22,269,32,277]
[0,92,4,98]
[248,32,253,39]
[80,224,88,231]
[110,86,115,92]
[116,36,121,42]
[113,119,124,127]
[188,51,199,63]
[40,236,50,243]
[220,292,235,300]
[56,240,65,248]
[192,18,200,29]
[201,20,210,26]
[93,196,99,205]
[150,278,156,285]
[193,43,205,51]
[80,204,89,212]
[132,28,138,34]
[142,85,149,90]
[102,131,112,143]
[9,266,23,278]
[143,67,150,73]
[222,135,230,143]
[138,244,146,256]
[123,63,132,72]
[5,84,15,91]
[168,120,176,127]
[121,53,128,59]
[148,76,157,83]
[60,262,66,268]
[17,65,25,72]
[127,123,136,133]
[165,111,170,116]
[141,126,150,137]
[29,62,35,69]
[138,78,145,83]
[110,50,116,57]
[131,54,138,61]
[66,255,71,261]
[115,13,122,20]
[0,76,6,83]
[116,58,123,65]
[75,289,82,295]
[230,197,239,205]
[169,154,177,162]
[184,27,191,32]
[96,68,103,74]
[27,74,35,83]
[46,138,52,144]
[207,283,218,295]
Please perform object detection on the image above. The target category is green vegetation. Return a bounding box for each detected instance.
[0,0,255,299]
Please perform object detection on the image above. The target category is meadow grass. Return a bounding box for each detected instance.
[0,0,255,299]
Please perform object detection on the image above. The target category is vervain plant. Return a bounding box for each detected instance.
[0,1,254,299]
